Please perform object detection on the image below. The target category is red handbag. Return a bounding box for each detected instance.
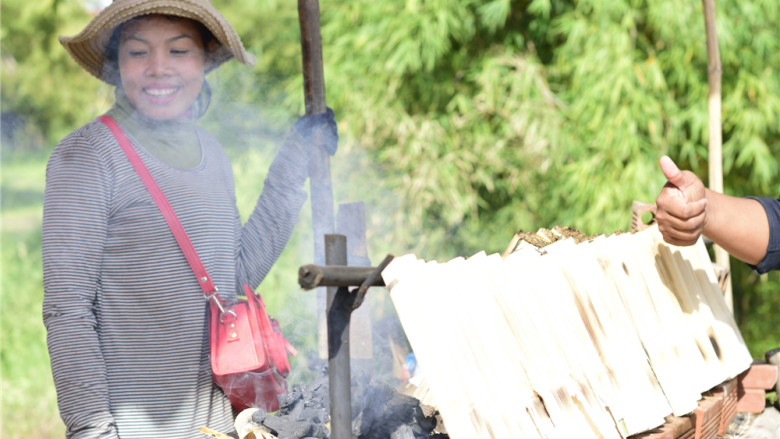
[210,284,296,412]
[100,115,296,412]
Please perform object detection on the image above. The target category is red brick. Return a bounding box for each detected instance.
[738,362,779,390]
[693,397,722,439]
[678,427,696,439]
[666,415,694,437]
[767,348,780,394]
[709,378,738,435]
[735,387,767,413]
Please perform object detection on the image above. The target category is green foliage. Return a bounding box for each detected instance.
[1,0,114,147]
[734,268,780,359]
[5,0,779,255]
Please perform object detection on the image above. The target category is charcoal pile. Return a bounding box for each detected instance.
[234,370,446,439]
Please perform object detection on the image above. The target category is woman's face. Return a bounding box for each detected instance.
[118,15,209,120]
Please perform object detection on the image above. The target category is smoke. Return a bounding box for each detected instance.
[202,68,411,390]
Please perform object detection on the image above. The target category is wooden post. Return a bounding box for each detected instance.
[701,0,732,312]
[298,0,327,116]
[298,0,337,354]
[337,202,373,362]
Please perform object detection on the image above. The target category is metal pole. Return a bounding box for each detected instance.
[325,234,351,439]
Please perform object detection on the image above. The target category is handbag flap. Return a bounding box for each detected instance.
[210,301,270,375]
[245,285,293,376]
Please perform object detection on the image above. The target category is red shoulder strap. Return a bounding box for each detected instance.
[98,115,224,306]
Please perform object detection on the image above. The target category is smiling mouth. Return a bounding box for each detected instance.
[144,87,179,98]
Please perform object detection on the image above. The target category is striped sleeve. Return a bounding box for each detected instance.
[236,127,309,290]
[42,127,119,439]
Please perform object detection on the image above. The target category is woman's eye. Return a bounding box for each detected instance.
[171,49,189,55]
[128,50,146,57]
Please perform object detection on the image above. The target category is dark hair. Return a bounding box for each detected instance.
[103,14,216,116]
[103,24,124,85]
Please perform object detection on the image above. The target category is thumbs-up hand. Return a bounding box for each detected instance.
[655,156,708,246]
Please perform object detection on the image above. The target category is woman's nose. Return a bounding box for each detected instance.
[145,50,170,75]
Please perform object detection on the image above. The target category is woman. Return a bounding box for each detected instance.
[42,1,337,437]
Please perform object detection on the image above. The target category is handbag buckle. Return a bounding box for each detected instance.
[205,288,226,314]
[220,308,237,324]
[204,288,238,324]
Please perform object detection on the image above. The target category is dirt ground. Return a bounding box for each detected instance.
[723,406,780,439]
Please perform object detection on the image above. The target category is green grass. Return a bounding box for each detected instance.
[1,151,64,438]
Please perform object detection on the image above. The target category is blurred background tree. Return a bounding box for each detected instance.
[2,0,778,437]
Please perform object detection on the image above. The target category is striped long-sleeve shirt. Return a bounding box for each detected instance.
[42,118,308,438]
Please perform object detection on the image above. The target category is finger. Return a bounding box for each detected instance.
[656,205,707,232]
[657,190,707,220]
[658,227,702,246]
[657,215,705,245]
[659,232,700,247]
[655,205,707,249]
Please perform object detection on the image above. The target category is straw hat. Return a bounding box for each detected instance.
[59,0,257,84]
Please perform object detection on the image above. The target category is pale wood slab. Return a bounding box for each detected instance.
[380,225,752,439]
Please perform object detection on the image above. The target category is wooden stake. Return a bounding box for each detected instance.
[298,0,337,358]
[701,0,733,312]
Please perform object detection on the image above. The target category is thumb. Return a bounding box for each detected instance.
[659,155,684,186]
[659,155,706,206]
[659,155,702,195]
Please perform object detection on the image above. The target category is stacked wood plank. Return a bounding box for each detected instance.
[381,225,753,439]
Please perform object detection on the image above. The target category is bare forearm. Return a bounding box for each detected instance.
[702,189,769,265]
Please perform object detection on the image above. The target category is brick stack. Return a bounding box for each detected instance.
[631,361,779,439]
[736,362,778,414]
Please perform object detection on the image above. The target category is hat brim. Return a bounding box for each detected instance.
[60,0,257,85]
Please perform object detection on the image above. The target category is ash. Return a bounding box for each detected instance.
[246,370,446,439]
